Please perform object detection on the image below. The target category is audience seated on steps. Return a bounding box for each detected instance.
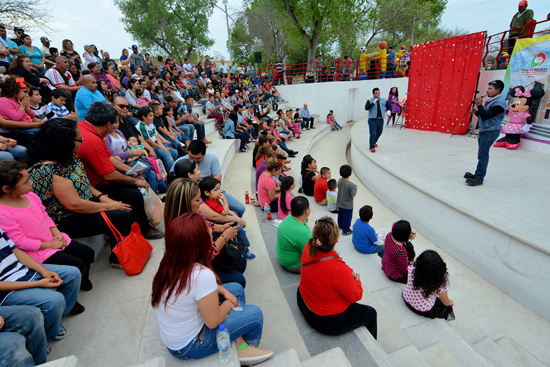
[381,220,416,284]
[276,196,312,274]
[152,213,273,365]
[352,205,385,258]
[314,166,331,206]
[300,155,319,196]
[297,216,378,338]
[257,158,282,213]
[136,106,177,169]
[164,176,247,287]
[0,161,95,296]
[0,305,48,366]
[26,118,136,268]
[277,176,295,221]
[171,140,246,217]
[402,250,455,321]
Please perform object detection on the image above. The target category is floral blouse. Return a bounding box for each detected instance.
[28,156,93,223]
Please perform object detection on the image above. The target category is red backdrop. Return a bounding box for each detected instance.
[406,32,486,134]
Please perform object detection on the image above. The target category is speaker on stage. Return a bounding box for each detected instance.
[254,52,262,64]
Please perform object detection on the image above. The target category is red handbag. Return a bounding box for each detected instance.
[101,212,153,276]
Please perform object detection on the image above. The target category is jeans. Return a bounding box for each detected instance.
[153,147,175,172]
[0,144,27,161]
[337,208,353,232]
[162,143,178,160]
[216,256,247,288]
[297,288,377,338]
[128,158,159,194]
[179,124,195,140]
[0,305,47,366]
[234,131,249,150]
[368,118,384,149]
[187,121,206,140]
[223,191,245,217]
[2,264,81,342]
[474,130,500,182]
[168,283,264,360]
[331,121,342,130]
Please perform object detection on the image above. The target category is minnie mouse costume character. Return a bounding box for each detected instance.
[494,85,545,150]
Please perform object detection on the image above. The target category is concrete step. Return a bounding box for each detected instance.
[256,349,301,367]
[474,337,524,367]
[127,357,166,367]
[495,337,547,367]
[38,356,79,367]
[389,345,431,367]
[301,347,352,367]
[354,327,396,367]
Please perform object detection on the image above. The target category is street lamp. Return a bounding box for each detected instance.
[222,0,233,61]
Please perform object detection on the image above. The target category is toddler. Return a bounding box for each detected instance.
[336,164,357,235]
[135,89,148,107]
[326,178,338,213]
[47,89,77,120]
[126,136,148,162]
[352,205,385,257]
[327,110,342,131]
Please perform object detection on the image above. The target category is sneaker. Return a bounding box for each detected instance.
[69,301,85,316]
[342,230,353,236]
[463,172,475,179]
[239,148,247,153]
[238,345,273,365]
[370,148,376,153]
[375,143,378,147]
[244,248,256,260]
[81,278,93,291]
[144,228,164,240]
[465,177,483,186]
[55,324,66,340]
[47,344,51,354]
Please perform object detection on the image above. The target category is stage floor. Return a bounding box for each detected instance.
[352,123,550,250]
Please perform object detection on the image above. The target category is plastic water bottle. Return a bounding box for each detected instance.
[265,203,272,220]
[245,191,250,204]
[217,323,232,364]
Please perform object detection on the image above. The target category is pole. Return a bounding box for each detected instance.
[223,0,233,61]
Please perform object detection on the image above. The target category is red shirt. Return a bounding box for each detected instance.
[381,233,409,280]
[204,198,224,214]
[77,120,116,187]
[313,177,328,203]
[299,242,363,316]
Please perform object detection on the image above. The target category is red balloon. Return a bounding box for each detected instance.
[379,41,387,49]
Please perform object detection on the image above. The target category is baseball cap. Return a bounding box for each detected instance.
[14,26,24,32]
[131,45,138,49]
[166,96,175,102]
[40,36,50,43]
[519,0,527,6]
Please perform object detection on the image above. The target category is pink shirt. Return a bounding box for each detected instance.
[0,192,71,263]
[278,192,292,220]
[0,97,35,123]
[257,172,276,207]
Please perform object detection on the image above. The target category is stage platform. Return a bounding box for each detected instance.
[350,121,550,321]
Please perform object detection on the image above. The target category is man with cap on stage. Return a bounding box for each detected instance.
[507,1,534,53]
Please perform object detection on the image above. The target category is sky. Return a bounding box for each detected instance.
[10,0,550,61]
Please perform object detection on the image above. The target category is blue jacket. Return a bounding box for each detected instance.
[476,95,506,132]
[365,97,391,119]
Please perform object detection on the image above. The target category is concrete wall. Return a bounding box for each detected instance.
[277,78,409,125]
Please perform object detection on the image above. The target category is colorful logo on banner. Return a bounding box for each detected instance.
[530,52,546,68]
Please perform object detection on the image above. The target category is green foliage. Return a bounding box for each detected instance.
[114,0,215,61]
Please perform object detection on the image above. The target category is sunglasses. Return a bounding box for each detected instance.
[117,104,129,109]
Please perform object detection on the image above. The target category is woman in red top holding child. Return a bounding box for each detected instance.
[297,216,377,338]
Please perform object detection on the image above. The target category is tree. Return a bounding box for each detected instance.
[0,0,53,32]
[114,0,215,61]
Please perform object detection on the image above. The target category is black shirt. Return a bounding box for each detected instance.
[302,170,317,196]
[119,116,142,141]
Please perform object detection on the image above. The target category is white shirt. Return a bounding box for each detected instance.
[183,62,193,75]
[44,67,76,88]
[154,264,217,350]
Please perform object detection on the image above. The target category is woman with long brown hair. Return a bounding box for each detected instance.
[152,213,272,363]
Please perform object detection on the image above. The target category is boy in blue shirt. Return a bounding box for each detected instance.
[352,205,385,258]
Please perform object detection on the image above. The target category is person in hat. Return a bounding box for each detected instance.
[0,25,21,62]
[507,1,534,53]
[11,27,25,46]
[129,45,145,72]
[39,37,55,68]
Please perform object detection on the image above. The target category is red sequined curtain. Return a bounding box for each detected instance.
[406,32,486,134]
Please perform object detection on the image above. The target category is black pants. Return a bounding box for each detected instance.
[404,297,453,320]
[302,117,314,129]
[56,210,133,264]
[388,274,408,284]
[96,183,151,235]
[43,240,95,284]
[297,288,377,338]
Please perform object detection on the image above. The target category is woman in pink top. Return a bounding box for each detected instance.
[277,176,295,220]
[0,161,95,292]
[257,158,282,213]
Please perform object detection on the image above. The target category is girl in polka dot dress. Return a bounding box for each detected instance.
[402,250,455,321]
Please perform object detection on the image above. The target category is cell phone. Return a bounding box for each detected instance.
[231,221,239,227]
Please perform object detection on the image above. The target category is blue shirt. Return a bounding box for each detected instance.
[1,38,18,63]
[18,45,44,66]
[300,108,310,119]
[388,50,396,64]
[224,119,236,138]
[75,87,108,120]
[352,219,379,254]
[171,152,221,178]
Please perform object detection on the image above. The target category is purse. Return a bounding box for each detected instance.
[212,235,245,274]
[100,212,153,276]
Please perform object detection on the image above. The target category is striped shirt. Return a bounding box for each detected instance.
[0,229,36,304]
[44,67,76,88]
[381,232,409,280]
[48,102,70,118]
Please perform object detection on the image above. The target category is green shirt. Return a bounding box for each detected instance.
[138,121,157,142]
[276,215,311,269]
